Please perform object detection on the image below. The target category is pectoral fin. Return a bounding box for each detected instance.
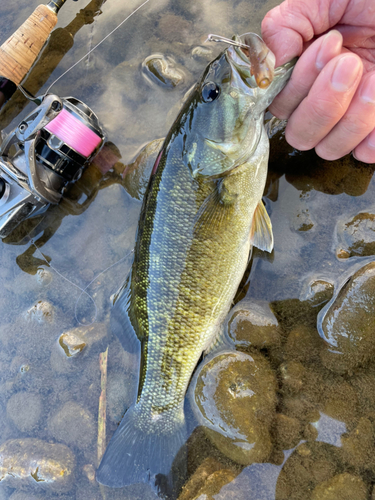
[250,200,274,252]
[193,180,235,233]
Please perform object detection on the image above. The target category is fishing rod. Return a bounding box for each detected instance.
[0,0,75,107]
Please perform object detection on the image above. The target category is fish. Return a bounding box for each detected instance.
[96,34,295,491]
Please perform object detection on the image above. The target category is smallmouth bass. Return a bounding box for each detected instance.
[97,35,295,490]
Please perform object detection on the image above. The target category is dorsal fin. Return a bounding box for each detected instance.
[250,200,274,252]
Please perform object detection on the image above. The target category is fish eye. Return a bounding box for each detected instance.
[201,82,220,103]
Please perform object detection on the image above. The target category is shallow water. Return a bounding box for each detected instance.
[0,0,374,499]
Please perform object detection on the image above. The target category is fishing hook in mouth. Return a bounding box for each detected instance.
[206,34,251,50]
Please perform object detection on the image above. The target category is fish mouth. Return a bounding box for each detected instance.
[225,38,258,89]
[225,34,296,93]
[225,33,276,89]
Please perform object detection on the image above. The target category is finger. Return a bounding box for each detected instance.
[339,1,375,31]
[353,128,375,164]
[315,72,375,160]
[261,0,349,66]
[284,53,363,151]
[261,7,306,66]
[335,25,375,49]
[269,30,343,119]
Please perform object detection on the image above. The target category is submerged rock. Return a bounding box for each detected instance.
[310,473,367,500]
[341,417,375,470]
[142,54,185,89]
[0,438,75,491]
[6,392,42,432]
[349,363,375,416]
[25,300,54,324]
[189,350,276,465]
[157,14,192,43]
[51,323,107,373]
[283,152,375,197]
[273,413,302,450]
[48,402,95,449]
[337,212,375,258]
[291,206,314,232]
[178,457,237,500]
[271,296,327,331]
[280,394,320,424]
[184,426,241,477]
[318,262,375,372]
[8,493,44,500]
[59,333,86,357]
[35,268,53,286]
[300,279,334,306]
[225,300,281,350]
[280,362,357,425]
[284,325,324,363]
[321,379,358,423]
[276,441,342,500]
[57,323,107,358]
[82,463,96,483]
[178,457,223,500]
[191,46,214,60]
[279,361,307,394]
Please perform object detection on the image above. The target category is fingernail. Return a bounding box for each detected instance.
[352,150,359,160]
[316,30,342,70]
[331,54,362,92]
[360,74,375,104]
[368,130,375,149]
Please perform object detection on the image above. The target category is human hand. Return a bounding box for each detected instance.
[261,0,375,163]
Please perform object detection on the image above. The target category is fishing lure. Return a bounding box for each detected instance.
[207,33,276,88]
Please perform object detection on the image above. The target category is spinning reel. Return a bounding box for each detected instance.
[0,94,105,237]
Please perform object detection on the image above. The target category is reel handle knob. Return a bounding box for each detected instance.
[0,4,59,85]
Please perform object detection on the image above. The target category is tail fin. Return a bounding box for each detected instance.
[96,403,187,492]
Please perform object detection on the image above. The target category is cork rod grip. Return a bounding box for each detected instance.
[0,5,58,85]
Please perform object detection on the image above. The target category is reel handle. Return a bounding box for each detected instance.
[0,4,59,85]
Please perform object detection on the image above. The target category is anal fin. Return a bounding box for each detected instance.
[111,275,141,355]
[250,200,274,253]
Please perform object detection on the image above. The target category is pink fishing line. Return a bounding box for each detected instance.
[45,109,102,157]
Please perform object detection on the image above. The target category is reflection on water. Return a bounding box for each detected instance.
[0,0,374,499]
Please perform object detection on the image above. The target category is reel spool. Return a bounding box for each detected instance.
[0,94,105,237]
[36,97,103,183]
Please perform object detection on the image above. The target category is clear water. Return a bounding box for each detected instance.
[0,1,374,499]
